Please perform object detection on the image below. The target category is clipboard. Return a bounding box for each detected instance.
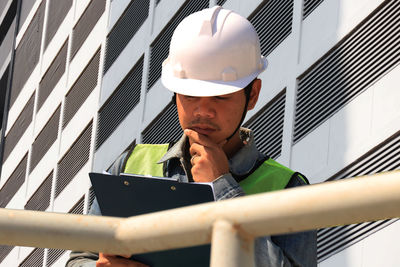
[89,172,215,267]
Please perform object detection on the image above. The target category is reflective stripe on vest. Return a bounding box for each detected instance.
[123,144,295,194]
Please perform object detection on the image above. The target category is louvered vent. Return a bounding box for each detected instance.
[46,248,65,267]
[249,0,293,57]
[96,56,143,150]
[142,102,182,144]
[70,0,105,60]
[0,153,27,208]
[303,0,324,19]
[216,0,227,6]
[147,0,209,90]
[88,187,95,213]
[317,130,400,262]
[104,0,149,73]
[18,248,44,267]
[0,245,13,264]
[24,171,53,211]
[244,90,286,159]
[44,0,73,49]
[69,195,85,214]
[10,0,45,108]
[294,1,400,144]
[2,92,34,163]
[56,122,92,198]
[38,38,68,111]
[63,48,100,129]
[30,106,60,173]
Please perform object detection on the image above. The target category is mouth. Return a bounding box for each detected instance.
[190,125,217,136]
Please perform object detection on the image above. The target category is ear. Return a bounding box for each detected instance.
[247,79,261,111]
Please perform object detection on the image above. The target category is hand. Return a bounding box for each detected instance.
[184,129,229,182]
[96,253,149,267]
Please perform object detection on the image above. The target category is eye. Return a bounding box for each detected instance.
[215,96,229,100]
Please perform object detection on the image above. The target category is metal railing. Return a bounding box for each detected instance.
[1,170,400,266]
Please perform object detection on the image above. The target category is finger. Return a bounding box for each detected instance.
[190,154,199,166]
[184,129,215,147]
[189,142,206,157]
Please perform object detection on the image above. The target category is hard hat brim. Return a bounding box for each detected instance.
[161,57,267,97]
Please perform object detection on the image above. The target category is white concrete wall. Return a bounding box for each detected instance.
[1,0,399,266]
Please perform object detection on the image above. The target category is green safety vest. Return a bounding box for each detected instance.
[123,144,303,195]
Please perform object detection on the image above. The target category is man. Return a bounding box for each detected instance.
[67,6,316,267]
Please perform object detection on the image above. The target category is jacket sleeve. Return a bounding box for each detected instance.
[65,152,128,267]
[212,172,317,267]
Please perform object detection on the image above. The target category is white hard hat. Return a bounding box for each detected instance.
[161,6,267,97]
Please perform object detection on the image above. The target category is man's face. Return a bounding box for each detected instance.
[176,90,247,144]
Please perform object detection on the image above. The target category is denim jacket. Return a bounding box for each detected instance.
[66,129,316,267]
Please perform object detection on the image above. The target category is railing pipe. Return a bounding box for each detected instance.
[0,170,399,256]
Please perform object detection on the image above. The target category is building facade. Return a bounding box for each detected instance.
[0,0,399,266]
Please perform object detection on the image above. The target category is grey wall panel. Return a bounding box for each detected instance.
[244,90,286,159]
[70,0,106,60]
[0,245,14,264]
[2,92,34,163]
[63,48,100,129]
[294,1,400,144]
[249,0,293,57]
[303,0,324,19]
[317,130,400,262]
[104,0,149,73]
[24,171,52,211]
[37,38,68,111]
[0,153,27,208]
[30,106,60,173]
[18,248,44,267]
[141,102,182,144]
[18,0,36,32]
[56,122,92,198]
[44,0,72,50]
[147,0,209,90]
[96,56,143,150]
[10,0,45,108]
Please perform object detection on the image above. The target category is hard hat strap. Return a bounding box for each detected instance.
[225,80,254,142]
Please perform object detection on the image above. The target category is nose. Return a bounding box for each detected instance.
[193,97,215,118]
